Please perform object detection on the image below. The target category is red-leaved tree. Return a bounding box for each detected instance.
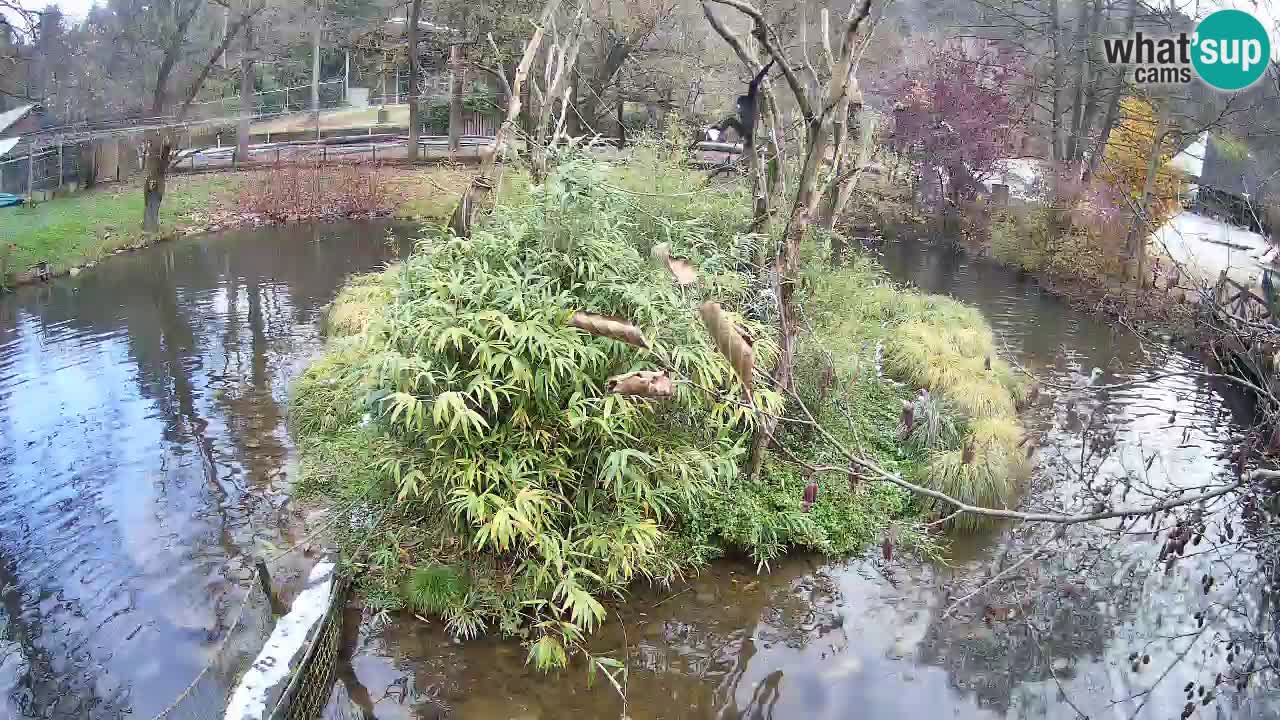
[888,41,1029,208]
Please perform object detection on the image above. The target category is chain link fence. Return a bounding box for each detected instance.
[156,575,277,720]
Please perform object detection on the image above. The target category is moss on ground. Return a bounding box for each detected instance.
[807,257,1030,530]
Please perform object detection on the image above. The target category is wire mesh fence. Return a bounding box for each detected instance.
[0,141,93,196]
[156,576,277,720]
[186,80,349,121]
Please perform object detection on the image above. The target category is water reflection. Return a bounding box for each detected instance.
[0,220,409,718]
[330,240,1276,720]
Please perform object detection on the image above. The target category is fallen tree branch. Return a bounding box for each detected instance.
[777,379,1267,525]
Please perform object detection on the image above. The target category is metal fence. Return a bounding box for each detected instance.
[0,140,89,196]
[186,80,348,121]
[0,81,505,201]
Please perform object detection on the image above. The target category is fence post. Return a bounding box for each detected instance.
[255,558,285,616]
[27,148,34,199]
[372,144,377,163]
[57,143,64,192]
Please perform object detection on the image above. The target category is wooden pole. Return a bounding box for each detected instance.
[255,558,285,616]
[57,143,63,191]
[448,45,463,157]
[27,147,34,199]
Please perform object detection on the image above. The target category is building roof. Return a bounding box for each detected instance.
[0,104,35,137]
[1199,133,1280,200]
[1167,131,1206,178]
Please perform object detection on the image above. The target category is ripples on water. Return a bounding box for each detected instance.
[0,221,408,718]
[323,241,1276,720]
[2,223,1271,719]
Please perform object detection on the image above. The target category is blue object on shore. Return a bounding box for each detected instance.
[0,193,23,208]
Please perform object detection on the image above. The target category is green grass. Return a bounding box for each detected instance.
[391,166,531,224]
[0,165,484,286]
[1,174,242,281]
[804,256,1029,529]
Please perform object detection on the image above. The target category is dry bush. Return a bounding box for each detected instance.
[238,162,397,222]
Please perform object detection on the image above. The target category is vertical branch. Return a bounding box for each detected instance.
[449,0,563,237]
[704,0,874,478]
[701,1,776,236]
[1048,0,1064,165]
[448,44,464,158]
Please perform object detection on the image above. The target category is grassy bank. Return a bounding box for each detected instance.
[289,151,1027,667]
[1,174,241,281]
[0,164,474,288]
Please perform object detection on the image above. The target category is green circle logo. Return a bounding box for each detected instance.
[1193,9,1271,91]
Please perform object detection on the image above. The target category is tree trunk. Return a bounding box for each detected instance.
[1048,0,1064,166]
[140,1,255,232]
[1087,0,1136,177]
[237,24,254,165]
[615,92,625,147]
[748,118,831,477]
[819,86,854,233]
[407,0,423,162]
[1125,107,1168,285]
[565,67,581,136]
[448,44,463,158]
[448,0,561,237]
[824,110,877,239]
[1063,0,1090,165]
[1070,0,1104,167]
[143,131,172,233]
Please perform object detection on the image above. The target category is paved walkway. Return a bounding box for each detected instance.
[1152,210,1272,288]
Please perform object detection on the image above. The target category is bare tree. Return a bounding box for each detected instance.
[702,0,873,476]
[141,0,265,232]
[449,0,565,237]
[528,0,588,180]
[448,42,463,158]
[236,17,255,164]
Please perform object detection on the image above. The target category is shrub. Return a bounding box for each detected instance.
[238,163,397,222]
[326,269,396,338]
[989,207,1050,273]
[295,154,1024,670]
[1097,96,1184,231]
[292,157,782,666]
[406,565,470,614]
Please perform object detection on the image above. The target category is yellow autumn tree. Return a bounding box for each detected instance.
[1097,97,1185,228]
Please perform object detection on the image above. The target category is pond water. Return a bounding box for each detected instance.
[325,240,1277,719]
[0,222,1273,719]
[0,220,410,718]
